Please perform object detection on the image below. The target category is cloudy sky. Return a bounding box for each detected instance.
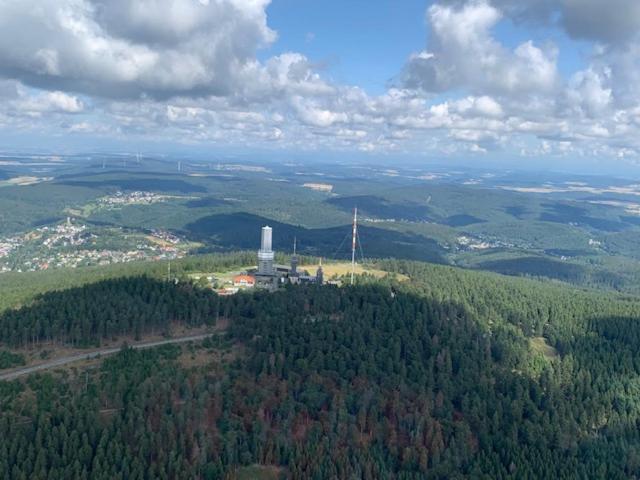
[1,0,640,172]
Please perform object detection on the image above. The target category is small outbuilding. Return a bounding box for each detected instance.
[233,274,256,288]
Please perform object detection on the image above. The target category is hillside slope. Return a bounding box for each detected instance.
[0,261,640,478]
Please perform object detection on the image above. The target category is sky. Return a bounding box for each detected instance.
[1,0,640,174]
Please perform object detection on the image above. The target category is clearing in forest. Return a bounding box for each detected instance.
[309,261,409,281]
[234,465,285,480]
[530,336,559,359]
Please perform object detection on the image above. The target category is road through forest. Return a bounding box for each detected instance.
[0,333,214,381]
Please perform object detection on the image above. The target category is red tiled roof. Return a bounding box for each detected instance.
[233,274,255,284]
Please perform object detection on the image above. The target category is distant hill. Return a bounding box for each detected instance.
[184,212,446,263]
[326,194,433,222]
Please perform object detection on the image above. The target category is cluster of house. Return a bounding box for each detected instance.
[97,191,174,208]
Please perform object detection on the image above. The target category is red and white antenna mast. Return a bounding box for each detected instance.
[351,207,358,285]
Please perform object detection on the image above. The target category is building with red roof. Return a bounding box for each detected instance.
[233,274,255,288]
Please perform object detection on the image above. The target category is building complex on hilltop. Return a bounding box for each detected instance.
[242,226,324,291]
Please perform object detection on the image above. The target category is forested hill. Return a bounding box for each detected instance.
[0,276,220,347]
[1,264,640,478]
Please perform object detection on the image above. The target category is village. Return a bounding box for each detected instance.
[96,190,187,208]
[0,219,188,272]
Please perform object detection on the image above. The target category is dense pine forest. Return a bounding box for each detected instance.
[1,261,640,478]
[0,276,220,347]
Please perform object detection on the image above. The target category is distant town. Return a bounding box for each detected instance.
[96,191,188,208]
[0,218,188,273]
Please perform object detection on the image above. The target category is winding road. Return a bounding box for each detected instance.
[0,333,214,381]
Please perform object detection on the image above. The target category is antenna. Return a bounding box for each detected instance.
[351,207,358,285]
[293,236,297,255]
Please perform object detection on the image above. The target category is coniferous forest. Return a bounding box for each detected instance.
[1,262,640,479]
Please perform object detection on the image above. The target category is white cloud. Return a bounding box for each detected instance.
[401,1,558,96]
[42,91,84,113]
[291,96,348,127]
[453,96,504,118]
[0,0,639,164]
[12,89,84,117]
[565,68,612,117]
[0,0,275,99]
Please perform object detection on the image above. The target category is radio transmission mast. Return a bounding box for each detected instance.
[351,207,358,285]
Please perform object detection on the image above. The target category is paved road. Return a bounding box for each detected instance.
[0,333,214,381]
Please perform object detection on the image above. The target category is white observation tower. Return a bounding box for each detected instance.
[258,226,275,276]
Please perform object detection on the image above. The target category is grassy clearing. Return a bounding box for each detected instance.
[234,465,284,480]
[530,337,559,360]
[188,266,254,287]
[309,261,410,281]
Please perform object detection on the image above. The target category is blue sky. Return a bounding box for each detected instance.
[0,0,639,174]
[265,0,589,92]
[263,0,430,94]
